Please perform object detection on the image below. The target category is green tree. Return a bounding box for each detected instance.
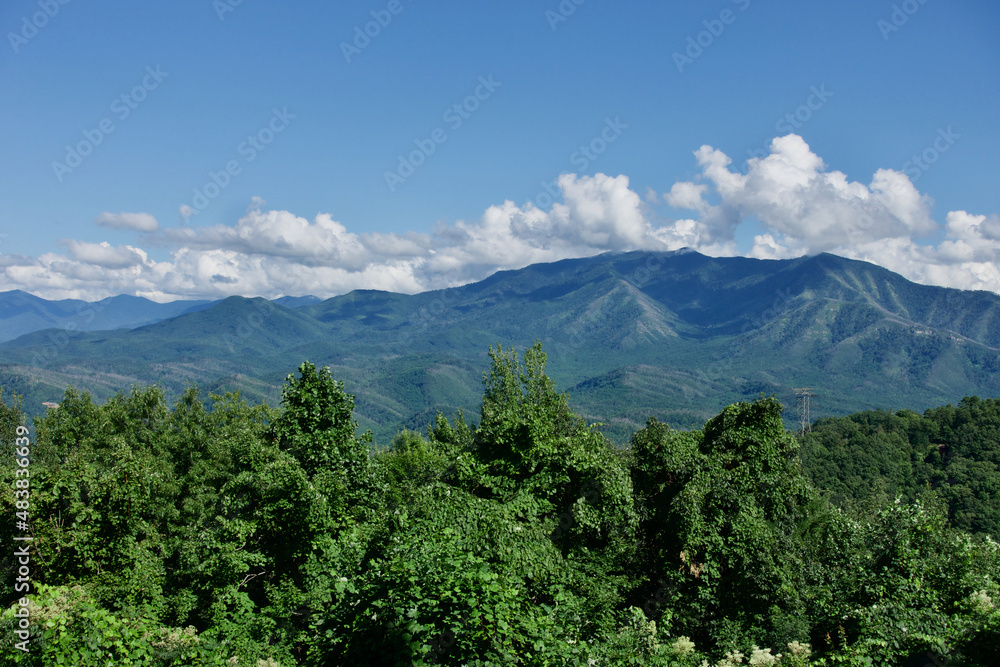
[375,428,450,512]
[310,343,644,664]
[635,398,816,653]
[269,362,374,496]
[471,343,638,552]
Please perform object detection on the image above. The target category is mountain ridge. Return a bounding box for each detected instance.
[1,250,998,444]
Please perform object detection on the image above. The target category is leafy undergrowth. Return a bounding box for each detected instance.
[1,344,998,665]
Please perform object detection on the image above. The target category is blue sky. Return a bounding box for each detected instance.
[2,0,998,300]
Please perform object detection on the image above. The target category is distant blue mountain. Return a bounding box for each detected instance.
[0,291,217,343]
[0,291,322,343]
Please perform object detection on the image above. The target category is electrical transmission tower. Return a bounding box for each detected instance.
[793,388,815,436]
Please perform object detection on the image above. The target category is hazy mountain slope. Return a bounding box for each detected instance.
[0,290,216,343]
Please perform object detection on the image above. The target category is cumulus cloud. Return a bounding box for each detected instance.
[163,208,372,269]
[64,241,146,269]
[668,134,937,252]
[665,181,708,211]
[2,135,999,300]
[95,211,160,233]
[2,175,697,300]
[749,233,803,260]
[661,135,997,293]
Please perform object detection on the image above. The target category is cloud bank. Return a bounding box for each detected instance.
[2,134,997,301]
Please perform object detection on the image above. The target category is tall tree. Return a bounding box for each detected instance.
[268,361,375,520]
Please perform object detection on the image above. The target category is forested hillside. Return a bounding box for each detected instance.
[1,343,998,665]
[800,397,1000,538]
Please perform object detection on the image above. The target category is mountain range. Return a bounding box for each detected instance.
[0,290,219,343]
[0,291,325,344]
[1,250,999,444]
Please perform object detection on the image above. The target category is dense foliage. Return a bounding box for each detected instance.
[2,344,999,665]
[800,397,1000,538]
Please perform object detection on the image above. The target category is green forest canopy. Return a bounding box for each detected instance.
[1,342,998,665]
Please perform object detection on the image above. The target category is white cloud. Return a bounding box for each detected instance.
[64,241,146,269]
[95,211,160,233]
[669,134,937,252]
[2,136,999,301]
[748,233,802,260]
[665,181,708,211]
[0,174,713,301]
[663,134,999,293]
[163,207,372,269]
